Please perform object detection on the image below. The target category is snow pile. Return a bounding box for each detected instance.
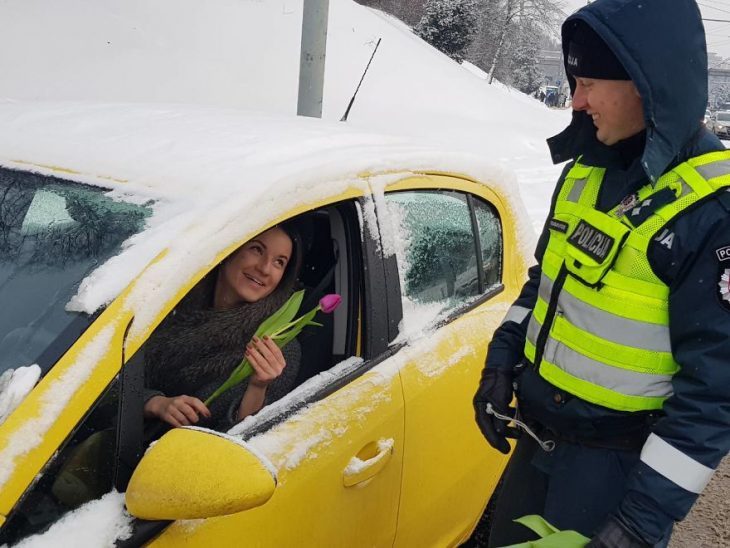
[0,365,41,426]
[14,491,133,548]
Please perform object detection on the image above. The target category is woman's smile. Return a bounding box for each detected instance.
[243,272,266,288]
[215,226,293,308]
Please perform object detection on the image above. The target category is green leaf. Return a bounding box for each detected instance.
[502,516,589,548]
[513,515,560,538]
[254,290,305,337]
[274,330,300,348]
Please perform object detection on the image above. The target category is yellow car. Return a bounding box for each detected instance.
[0,103,529,546]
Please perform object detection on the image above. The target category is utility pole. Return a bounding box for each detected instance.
[297,0,330,118]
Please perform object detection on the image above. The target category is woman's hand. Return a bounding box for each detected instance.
[144,394,211,427]
[236,336,286,420]
[246,335,287,387]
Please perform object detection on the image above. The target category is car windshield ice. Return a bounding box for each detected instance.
[0,167,152,377]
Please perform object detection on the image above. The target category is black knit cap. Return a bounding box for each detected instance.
[566,20,630,80]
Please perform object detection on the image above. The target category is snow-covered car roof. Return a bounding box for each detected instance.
[0,102,534,322]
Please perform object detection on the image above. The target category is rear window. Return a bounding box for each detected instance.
[0,167,152,376]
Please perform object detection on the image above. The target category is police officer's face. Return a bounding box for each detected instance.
[572,77,645,146]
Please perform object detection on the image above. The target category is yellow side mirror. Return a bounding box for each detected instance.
[126,427,276,520]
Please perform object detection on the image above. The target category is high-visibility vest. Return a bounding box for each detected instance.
[525,150,730,412]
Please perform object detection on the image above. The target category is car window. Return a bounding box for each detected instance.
[0,376,125,544]
[0,167,152,377]
[473,197,503,289]
[385,190,482,319]
[717,112,730,122]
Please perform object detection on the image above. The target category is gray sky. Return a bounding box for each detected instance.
[560,0,730,60]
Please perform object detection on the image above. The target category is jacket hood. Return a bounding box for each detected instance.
[548,0,708,182]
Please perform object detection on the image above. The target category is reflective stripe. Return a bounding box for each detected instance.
[500,305,531,326]
[558,289,671,352]
[539,273,670,351]
[693,159,730,181]
[526,315,541,346]
[567,178,588,202]
[544,337,674,398]
[640,434,714,494]
[538,273,553,303]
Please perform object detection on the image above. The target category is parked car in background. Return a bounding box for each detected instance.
[0,103,529,547]
[713,111,730,139]
[704,109,715,132]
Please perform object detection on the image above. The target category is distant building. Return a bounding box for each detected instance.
[709,67,730,89]
[536,48,570,107]
[536,48,564,87]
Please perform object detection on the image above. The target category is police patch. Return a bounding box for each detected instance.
[719,269,730,310]
[568,220,615,263]
[716,245,730,262]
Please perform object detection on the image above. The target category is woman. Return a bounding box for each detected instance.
[143,222,303,431]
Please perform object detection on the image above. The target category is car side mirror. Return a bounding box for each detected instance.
[125,427,276,520]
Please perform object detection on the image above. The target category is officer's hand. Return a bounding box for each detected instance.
[473,367,515,454]
[586,515,650,548]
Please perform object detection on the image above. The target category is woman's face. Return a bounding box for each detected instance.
[219,227,293,305]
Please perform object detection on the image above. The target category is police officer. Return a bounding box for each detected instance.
[473,0,730,546]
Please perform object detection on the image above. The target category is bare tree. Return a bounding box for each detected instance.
[482,0,564,83]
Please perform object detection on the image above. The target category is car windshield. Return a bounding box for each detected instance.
[717,112,730,122]
[0,167,152,377]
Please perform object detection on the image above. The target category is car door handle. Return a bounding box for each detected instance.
[342,439,394,487]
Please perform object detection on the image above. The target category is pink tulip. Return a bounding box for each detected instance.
[319,294,342,314]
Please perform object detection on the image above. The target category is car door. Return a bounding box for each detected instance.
[379,176,522,547]
[123,198,405,547]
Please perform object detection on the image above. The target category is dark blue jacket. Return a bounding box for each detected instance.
[485,0,730,543]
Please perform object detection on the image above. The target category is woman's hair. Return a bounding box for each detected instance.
[273,219,304,297]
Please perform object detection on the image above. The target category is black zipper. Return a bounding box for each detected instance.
[533,264,568,370]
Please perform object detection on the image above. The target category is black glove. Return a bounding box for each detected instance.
[473,367,516,454]
[586,516,651,548]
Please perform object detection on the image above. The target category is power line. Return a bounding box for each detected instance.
[705,18,730,23]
